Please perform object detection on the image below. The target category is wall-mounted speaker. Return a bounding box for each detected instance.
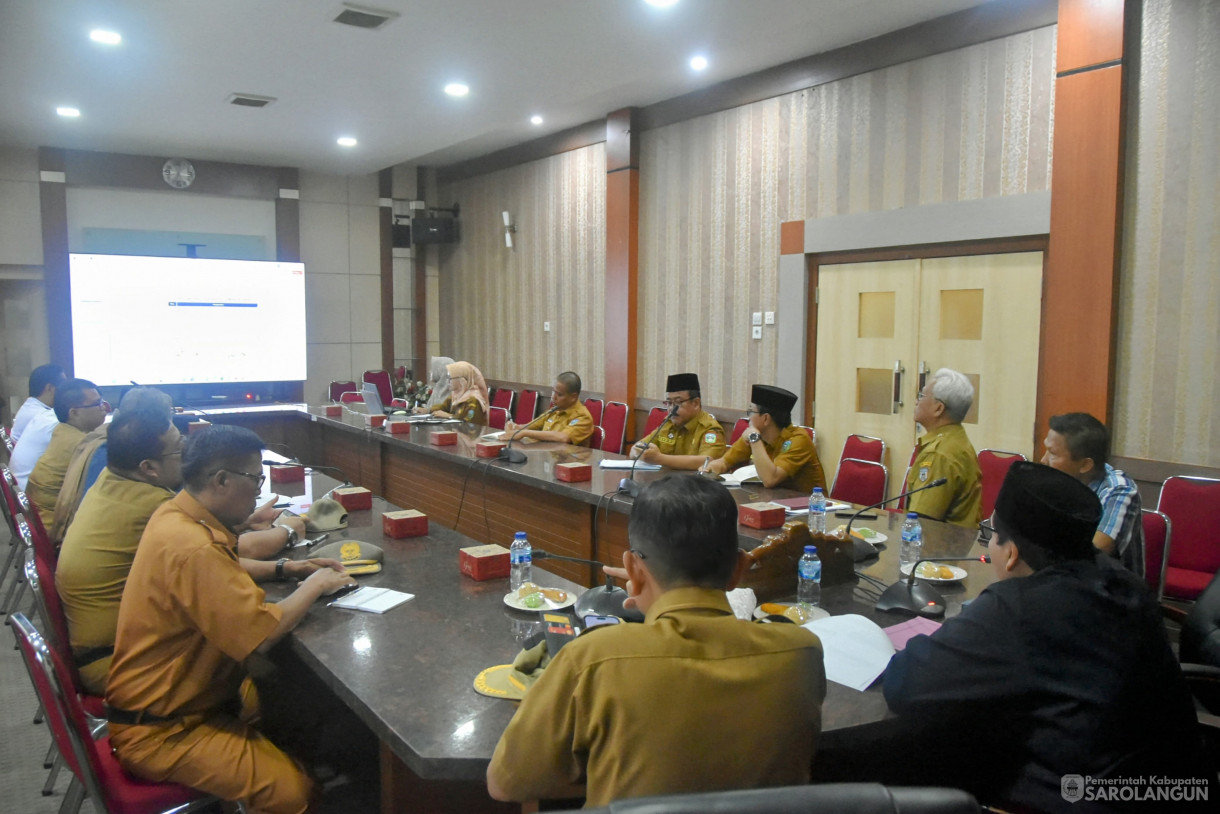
[391,223,412,248]
[412,217,457,245]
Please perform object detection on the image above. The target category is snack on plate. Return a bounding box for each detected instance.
[783,605,813,624]
[515,583,569,604]
[915,562,957,580]
[759,602,789,616]
[833,524,876,540]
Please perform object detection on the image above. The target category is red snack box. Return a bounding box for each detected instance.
[739,501,787,529]
[459,543,511,581]
[430,430,458,446]
[476,440,507,458]
[383,509,428,538]
[386,420,411,434]
[269,464,305,483]
[555,462,592,483]
[364,414,386,428]
[332,486,373,511]
[324,404,342,417]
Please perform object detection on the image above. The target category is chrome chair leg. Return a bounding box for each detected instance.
[42,751,61,795]
[44,738,56,768]
[57,776,85,814]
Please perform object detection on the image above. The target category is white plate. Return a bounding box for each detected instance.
[899,563,969,583]
[503,587,576,612]
[831,525,888,545]
[752,603,829,622]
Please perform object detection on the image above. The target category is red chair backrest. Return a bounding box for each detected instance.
[729,418,749,445]
[19,526,83,695]
[515,390,539,425]
[1141,509,1172,600]
[488,406,509,430]
[491,388,515,413]
[390,398,409,410]
[841,434,885,465]
[643,407,667,437]
[363,370,393,407]
[600,402,628,454]
[329,381,357,403]
[339,391,364,404]
[830,458,888,507]
[1158,476,1220,574]
[590,426,605,451]
[11,613,89,782]
[584,398,604,427]
[977,449,1027,519]
[1,465,19,531]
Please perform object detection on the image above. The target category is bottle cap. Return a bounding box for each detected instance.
[906,512,918,519]
[803,545,817,554]
[514,531,527,539]
[812,487,823,494]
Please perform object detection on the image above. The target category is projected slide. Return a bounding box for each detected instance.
[70,253,307,387]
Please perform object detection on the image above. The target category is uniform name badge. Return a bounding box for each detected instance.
[918,465,930,482]
[704,431,717,444]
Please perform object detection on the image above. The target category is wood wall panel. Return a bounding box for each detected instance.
[1057,0,1126,72]
[604,108,639,437]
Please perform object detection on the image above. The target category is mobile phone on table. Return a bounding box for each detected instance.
[582,614,621,630]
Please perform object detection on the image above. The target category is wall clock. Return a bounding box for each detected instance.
[162,158,196,189]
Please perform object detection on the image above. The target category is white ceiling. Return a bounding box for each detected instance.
[0,0,994,176]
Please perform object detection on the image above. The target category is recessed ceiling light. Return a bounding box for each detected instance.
[689,55,708,71]
[643,0,679,8]
[530,115,543,125]
[337,137,358,147]
[444,82,470,97]
[57,107,81,118]
[89,29,121,45]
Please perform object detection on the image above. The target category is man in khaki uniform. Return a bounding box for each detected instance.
[704,384,826,493]
[106,425,353,814]
[904,368,982,528]
[26,378,108,529]
[487,475,826,806]
[630,372,726,470]
[504,370,594,446]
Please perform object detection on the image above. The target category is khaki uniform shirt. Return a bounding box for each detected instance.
[50,423,109,543]
[452,396,486,426]
[905,422,982,528]
[523,401,594,446]
[26,422,85,531]
[488,588,826,806]
[652,410,727,460]
[720,424,827,493]
[55,469,174,694]
[106,490,282,718]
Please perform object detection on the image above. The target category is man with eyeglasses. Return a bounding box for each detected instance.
[503,370,594,446]
[629,372,726,470]
[904,367,982,529]
[702,384,826,491]
[488,474,826,806]
[23,378,109,528]
[106,424,353,814]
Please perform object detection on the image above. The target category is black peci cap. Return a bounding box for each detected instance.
[666,373,700,393]
[993,461,1101,559]
[750,384,797,413]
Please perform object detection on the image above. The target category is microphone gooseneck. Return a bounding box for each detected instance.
[500,404,559,464]
[838,477,948,562]
[620,404,678,497]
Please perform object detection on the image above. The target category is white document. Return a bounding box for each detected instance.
[481,431,505,440]
[328,586,415,614]
[803,614,896,691]
[784,500,853,515]
[719,464,761,486]
[598,459,662,471]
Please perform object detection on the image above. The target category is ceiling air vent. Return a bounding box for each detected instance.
[227,93,276,108]
[333,3,399,30]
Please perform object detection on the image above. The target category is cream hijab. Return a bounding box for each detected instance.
[445,361,489,414]
[426,356,455,409]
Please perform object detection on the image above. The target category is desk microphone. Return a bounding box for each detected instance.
[875,554,991,618]
[500,404,557,464]
[530,550,644,623]
[619,404,678,497]
[842,477,948,562]
[262,459,352,488]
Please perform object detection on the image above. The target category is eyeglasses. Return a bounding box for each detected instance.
[662,396,693,408]
[744,407,763,417]
[216,469,266,489]
[628,548,648,561]
[76,399,110,411]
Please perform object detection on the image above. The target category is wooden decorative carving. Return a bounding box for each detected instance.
[739,521,855,602]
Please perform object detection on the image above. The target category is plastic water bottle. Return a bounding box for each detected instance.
[797,545,822,608]
[808,487,827,534]
[509,531,532,590]
[900,513,923,572]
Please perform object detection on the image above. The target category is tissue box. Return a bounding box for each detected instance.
[459,544,511,581]
[429,430,458,446]
[383,509,428,538]
[555,462,592,482]
[476,440,507,458]
[364,414,386,428]
[386,420,411,434]
[332,486,373,511]
[269,464,305,483]
[739,501,787,529]
[324,404,342,417]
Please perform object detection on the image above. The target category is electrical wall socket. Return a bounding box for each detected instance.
[751,326,762,340]
[752,312,763,326]
[544,321,551,332]
[765,311,775,325]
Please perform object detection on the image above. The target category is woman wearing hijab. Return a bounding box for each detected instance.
[431,361,489,424]
[415,355,455,414]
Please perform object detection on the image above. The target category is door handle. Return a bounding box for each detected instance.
[892,361,905,414]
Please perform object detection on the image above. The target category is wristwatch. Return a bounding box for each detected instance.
[747,432,762,444]
[281,525,299,548]
[275,558,290,581]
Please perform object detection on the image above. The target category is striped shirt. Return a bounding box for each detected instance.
[1091,463,1143,576]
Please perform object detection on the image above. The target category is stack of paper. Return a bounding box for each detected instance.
[802,614,895,691]
[598,459,661,471]
[329,586,414,614]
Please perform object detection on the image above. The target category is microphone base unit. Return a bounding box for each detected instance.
[499,447,528,464]
[617,477,643,498]
[875,580,947,618]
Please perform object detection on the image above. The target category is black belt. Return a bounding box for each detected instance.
[103,704,177,726]
[73,644,114,670]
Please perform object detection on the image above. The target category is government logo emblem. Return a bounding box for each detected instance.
[1061,775,1085,803]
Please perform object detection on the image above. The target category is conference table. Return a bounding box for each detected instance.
[229,405,991,812]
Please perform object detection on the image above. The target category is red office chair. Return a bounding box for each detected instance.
[1,480,46,614]
[600,402,628,454]
[830,458,888,508]
[328,381,357,403]
[390,398,409,410]
[488,406,509,430]
[515,389,540,424]
[589,426,605,451]
[362,370,393,407]
[584,398,604,427]
[338,391,364,404]
[977,449,1027,519]
[1157,476,1220,601]
[491,388,515,416]
[729,418,749,445]
[1142,509,1173,602]
[841,434,885,465]
[642,407,667,437]
[10,612,219,814]
[1,425,13,456]
[798,425,815,445]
